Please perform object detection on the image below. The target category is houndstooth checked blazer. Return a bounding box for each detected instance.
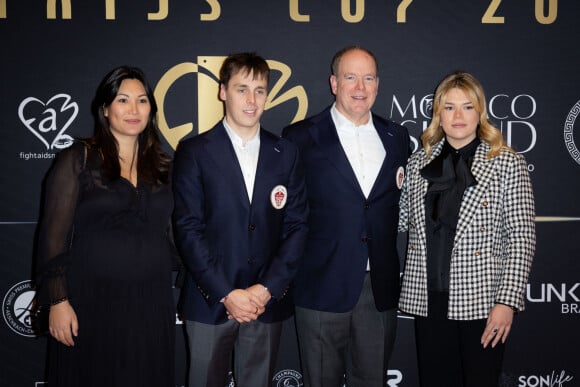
[398,139,535,320]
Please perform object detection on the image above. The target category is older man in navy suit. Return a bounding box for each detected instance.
[173,53,309,387]
[283,46,410,387]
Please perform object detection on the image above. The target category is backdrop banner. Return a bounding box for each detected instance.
[1,1,579,386]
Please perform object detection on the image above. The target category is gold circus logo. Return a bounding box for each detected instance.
[154,56,308,150]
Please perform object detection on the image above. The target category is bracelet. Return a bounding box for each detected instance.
[496,302,517,313]
[50,297,68,306]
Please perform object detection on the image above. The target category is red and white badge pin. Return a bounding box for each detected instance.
[270,185,288,209]
[396,166,405,190]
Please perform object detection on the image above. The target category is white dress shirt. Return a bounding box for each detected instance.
[331,104,386,198]
[223,118,260,203]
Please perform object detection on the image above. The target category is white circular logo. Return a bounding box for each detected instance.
[2,280,37,337]
[564,100,580,165]
[272,369,303,387]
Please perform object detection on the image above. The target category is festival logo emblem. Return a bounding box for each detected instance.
[270,185,288,210]
[18,93,77,150]
[396,166,405,190]
[154,56,308,150]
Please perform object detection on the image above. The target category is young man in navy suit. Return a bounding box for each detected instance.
[283,46,410,387]
[173,52,309,387]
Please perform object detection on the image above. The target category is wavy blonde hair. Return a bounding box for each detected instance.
[422,71,512,159]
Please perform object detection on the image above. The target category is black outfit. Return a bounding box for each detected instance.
[415,138,504,387]
[37,142,176,387]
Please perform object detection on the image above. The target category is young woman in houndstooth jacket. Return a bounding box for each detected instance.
[398,71,535,387]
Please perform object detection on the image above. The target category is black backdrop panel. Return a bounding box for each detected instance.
[1,1,579,386]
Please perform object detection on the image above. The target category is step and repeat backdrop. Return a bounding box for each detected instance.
[1,1,579,386]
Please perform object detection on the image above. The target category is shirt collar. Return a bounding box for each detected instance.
[331,103,373,130]
[222,118,260,147]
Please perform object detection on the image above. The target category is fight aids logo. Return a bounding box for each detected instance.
[154,56,308,150]
[564,100,580,165]
[18,93,77,150]
[2,280,37,337]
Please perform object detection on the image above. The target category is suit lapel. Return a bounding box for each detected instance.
[367,118,396,198]
[454,143,495,244]
[309,112,364,197]
[205,123,251,205]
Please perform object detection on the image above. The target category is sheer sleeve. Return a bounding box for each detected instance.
[36,143,84,305]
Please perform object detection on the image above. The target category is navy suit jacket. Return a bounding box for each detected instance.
[282,107,409,312]
[173,122,309,324]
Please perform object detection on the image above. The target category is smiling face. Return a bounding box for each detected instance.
[439,87,479,149]
[330,48,379,126]
[103,78,150,141]
[219,69,268,136]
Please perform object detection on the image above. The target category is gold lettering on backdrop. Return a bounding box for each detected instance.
[47,0,72,19]
[200,0,221,21]
[154,57,308,150]
[482,0,505,24]
[0,0,6,18]
[341,0,364,23]
[148,0,168,20]
[397,0,413,23]
[535,0,558,24]
[105,0,115,19]
[289,0,310,22]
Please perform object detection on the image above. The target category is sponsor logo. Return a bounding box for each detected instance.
[389,94,433,152]
[564,100,580,165]
[18,93,77,150]
[518,370,574,387]
[526,283,579,314]
[2,280,37,337]
[273,369,303,387]
[488,94,537,154]
[389,93,538,159]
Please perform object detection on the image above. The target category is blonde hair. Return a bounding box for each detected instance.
[422,71,513,159]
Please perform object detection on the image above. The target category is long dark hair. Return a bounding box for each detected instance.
[89,65,171,185]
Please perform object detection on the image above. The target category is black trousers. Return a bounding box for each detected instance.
[414,291,505,387]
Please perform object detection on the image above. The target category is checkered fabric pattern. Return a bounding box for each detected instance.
[398,140,536,320]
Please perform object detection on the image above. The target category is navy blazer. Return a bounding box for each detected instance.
[283,107,409,312]
[173,122,309,324]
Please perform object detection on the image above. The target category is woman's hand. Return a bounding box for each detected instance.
[481,304,514,348]
[49,300,78,346]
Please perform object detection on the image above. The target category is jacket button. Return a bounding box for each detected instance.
[474,251,481,256]
[361,236,370,243]
[482,200,489,207]
[248,224,256,231]
[480,226,486,231]
[247,258,253,263]
[364,202,370,209]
